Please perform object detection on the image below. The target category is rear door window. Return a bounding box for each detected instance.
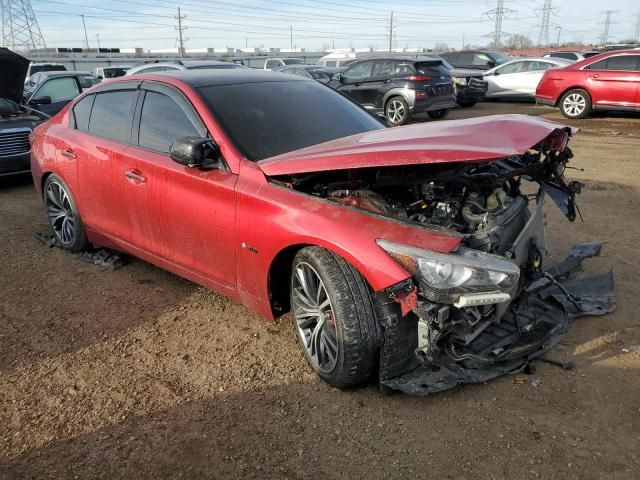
[72,94,94,131]
[496,61,527,75]
[88,90,138,143]
[372,61,397,79]
[527,61,552,71]
[138,91,202,154]
[35,77,80,102]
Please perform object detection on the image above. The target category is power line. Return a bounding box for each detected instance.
[634,12,640,42]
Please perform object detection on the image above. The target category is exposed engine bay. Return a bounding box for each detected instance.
[271,128,616,395]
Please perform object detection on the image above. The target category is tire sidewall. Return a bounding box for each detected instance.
[428,108,450,120]
[43,174,88,252]
[560,89,591,119]
[290,247,377,387]
[385,96,409,126]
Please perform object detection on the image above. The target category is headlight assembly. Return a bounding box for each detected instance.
[453,77,467,86]
[377,239,520,305]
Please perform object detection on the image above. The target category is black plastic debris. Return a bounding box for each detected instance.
[34,229,129,271]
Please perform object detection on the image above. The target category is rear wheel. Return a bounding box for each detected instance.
[290,247,378,388]
[44,174,89,252]
[385,96,410,126]
[559,88,591,119]
[427,108,450,120]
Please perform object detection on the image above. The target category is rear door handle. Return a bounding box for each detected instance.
[125,169,146,183]
[60,148,76,159]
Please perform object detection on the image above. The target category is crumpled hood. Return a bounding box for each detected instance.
[258,114,577,176]
[0,48,29,104]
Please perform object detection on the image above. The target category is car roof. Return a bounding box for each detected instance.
[507,57,574,63]
[128,69,311,87]
[32,71,94,78]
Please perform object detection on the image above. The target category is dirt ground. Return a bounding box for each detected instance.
[1,102,639,479]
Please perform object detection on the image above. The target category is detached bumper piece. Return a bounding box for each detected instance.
[379,243,615,395]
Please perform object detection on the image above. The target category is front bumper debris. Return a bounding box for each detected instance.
[378,243,615,395]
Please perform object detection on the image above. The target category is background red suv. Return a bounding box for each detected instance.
[536,49,640,119]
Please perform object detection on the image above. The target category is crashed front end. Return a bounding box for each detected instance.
[372,131,615,394]
[265,117,615,394]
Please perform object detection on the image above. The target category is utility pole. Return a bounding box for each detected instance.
[289,25,293,50]
[600,10,617,45]
[95,33,101,49]
[537,0,553,46]
[483,0,516,48]
[175,7,187,57]
[81,14,89,50]
[555,26,561,48]
[388,11,394,52]
[634,12,640,42]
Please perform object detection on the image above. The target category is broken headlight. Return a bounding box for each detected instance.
[376,239,520,305]
[452,77,467,85]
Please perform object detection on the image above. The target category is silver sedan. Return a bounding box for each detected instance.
[483,57,574,99]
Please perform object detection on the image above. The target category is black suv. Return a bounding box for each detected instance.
[329,57,457,126]
[439,50,511,71]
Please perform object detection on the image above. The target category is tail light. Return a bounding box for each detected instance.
[415,91,428,100]
[407,75,433,81]
[543,129,570,153]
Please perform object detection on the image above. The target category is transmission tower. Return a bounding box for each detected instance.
[484,0,516,48]
[1,0,47,51]
[537,0,553,47]
[599,10,617,45]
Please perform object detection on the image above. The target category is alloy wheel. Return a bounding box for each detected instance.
[562,93,586,117]
[387,99,406,125]
[291,262,339,373]
[45,181,76,246]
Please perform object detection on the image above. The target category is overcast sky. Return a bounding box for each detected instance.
[29,0,639,51]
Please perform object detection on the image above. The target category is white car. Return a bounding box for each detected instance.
[483,57,574,99]
[125,60,246,76]
[93,65,134,80]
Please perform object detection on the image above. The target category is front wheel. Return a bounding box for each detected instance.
[290,247,379,388]
[44,174,89,252]
[427,108,450,120]
[385,96,410,126]
[559,88,591,119]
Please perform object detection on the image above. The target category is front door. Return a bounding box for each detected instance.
[121,84,238,287]
[336,61,374,104]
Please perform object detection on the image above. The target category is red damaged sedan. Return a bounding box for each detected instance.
[31,70,614,394]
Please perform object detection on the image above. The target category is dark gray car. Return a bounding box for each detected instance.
[329,57,457,126]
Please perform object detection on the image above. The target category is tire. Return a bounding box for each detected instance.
[427,108,450,120]
[457,100,477,108]
[43,174,89,252]
[559,88,591,119]
[385,96,410,126]
[290,247,379,388]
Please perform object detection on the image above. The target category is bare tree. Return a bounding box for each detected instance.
[505,34,533,49]
[433,42,449,52]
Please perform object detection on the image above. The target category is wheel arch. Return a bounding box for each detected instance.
[555,85,592,107]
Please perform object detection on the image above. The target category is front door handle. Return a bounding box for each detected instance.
[590,74,600,79]
[125,169,146,183]
[60,148,76,159]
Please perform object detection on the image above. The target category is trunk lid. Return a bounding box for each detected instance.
[257,114,575,176]
[0,48,29,104]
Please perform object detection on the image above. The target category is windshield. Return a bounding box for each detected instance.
[103,68,128,78]
[198,80,384,161]
[282,59,304,65]
[490,52,511,65]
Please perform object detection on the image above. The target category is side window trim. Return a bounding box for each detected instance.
[71,93,95,131]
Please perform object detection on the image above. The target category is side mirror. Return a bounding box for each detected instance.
[30,96,52,105]
[331,72,342,82]
[169,137,224,170]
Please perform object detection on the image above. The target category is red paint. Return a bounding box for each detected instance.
[258,114,574,176]
[31,74,568,321]
[536,49,640,109]
[394,289,418,317]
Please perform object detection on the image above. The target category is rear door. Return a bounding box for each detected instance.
[121,82,238,287]
[486,60,528,96]
[68,87,139,240]
[585,55,640,109]
[336,61,374,104]
[364,60,397,109]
